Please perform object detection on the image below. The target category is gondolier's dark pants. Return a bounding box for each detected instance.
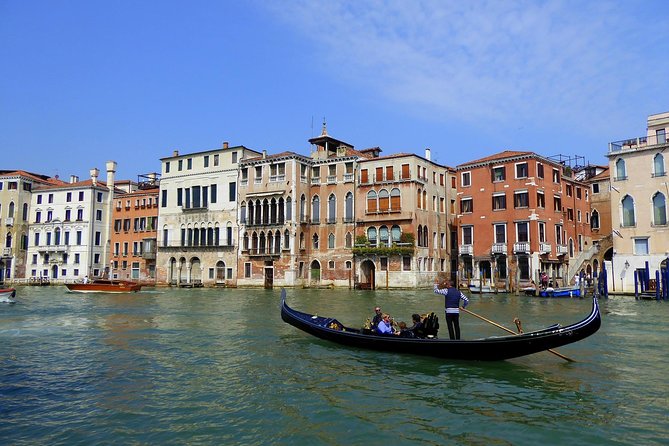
[446,313,460,340]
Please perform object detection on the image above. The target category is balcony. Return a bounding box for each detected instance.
[240,179,248,187]
[609,133,668,153]
[270,175,285,183]
[539,242,552,254]
[556,244,568,255]
[491,243,507,255]
[513,242,530,253]
[459,244,473,255]
[5,217,14,227]
[343,173,354,183]
[311,177,320,185]
[327,175,337,184]
[181,206,208,213]
[2,247,11,257]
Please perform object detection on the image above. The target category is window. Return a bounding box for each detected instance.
[634,238,649,255]
[367,227,377,246]
[552,168,560,183]
[164,161,171,173]
[576,187,582,199]
[345,192,353,222]
[35,211,41,223]
[567,208,573,221]
[515,162,528,179]
[516,222,529,242]
[657,128,667,144]
[554,195,562,212]
[566,184,572,197]
[615,158,626,181]
[204,155,209,167]
[380,257,388,271]
[211,184,217,203]
[187,158,192,169]
[97,192,102,202]
[555,225,563,245]
[538,221,546,243]
[653,153,666,177]
[161,190,167,207]
[244,263,251,278]
[653,192,667,225]
[391,225,401,243]
[460,197,473,213]
[328,194,336,223]
[312,234,319,249]
[95,231,101,246]
[311,196,320,223]
[379,226,389,246]
[492,166,505,182]
[536,163,544,179]
[76,231,82,245]
[229,182,236,202]
[367,190,377,212]
[461,171,471,187]
[401,164,410,179]
[462,226,473,245]
[328,233,335,249]
[214,154,220,166]
[96,209,102,221]
[403,256,411,271]
[494,223,506,243]
[492,193,506,211]
[621,195,635,227]
[536,191,545,208]
[378,189,389,211]
[514,191,529,208]
[518,256,530,280]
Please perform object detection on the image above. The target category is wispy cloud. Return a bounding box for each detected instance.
[264,0,669,136]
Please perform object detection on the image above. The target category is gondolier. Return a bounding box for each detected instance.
[434,277,469,340]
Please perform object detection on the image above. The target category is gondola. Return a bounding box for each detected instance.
[280,289,601,361]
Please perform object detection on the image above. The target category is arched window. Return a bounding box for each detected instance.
[22,203,28,221]
[378,189,389,211]
[654,153,666,177]
[345,232,352,248]
[591,209,600,230]
[312,195,320,223]
[255,199,262,224]
[259,231,266,253]
[8,201,15,218]
[417,225,423,247]
[390,188,401,210]
[270,198,277,224]
[300,195,306,222]
[367,227,377,246]
[616,158,626,180]
[262,199,270,225]
[274,231,281,254]
[240,202,247,224]
[345,192,353,222]
[621,195,635,227]
[278,198,284,224]
[247,201,254,224]
[252,231,258,253]
[423,190,427,209]
[5,233,11,249]
[54,228,61,245]
[243,232,249,251]
[367,190,377,212]
[328,233,335,249]
[328,194,336,223]
[653,192,667,225]
[423,226,429,247]
[391,225,401,243]
[300,232,305,249]
[284,229,290,249]
[312,233,319,249]
[379,225,389,246]
[569,238,574,257]
[285,196,292,221]
[417,189,422,209]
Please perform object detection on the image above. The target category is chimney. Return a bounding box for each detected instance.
[70,175,79,184]
[425,148,431,161]
[172,150,179,157]
[262,150,267,159]
[223,141,229,149]
[106,160,117,190]
[90,168,99,186]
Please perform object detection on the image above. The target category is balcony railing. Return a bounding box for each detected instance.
[311,177,320,185]
[343,173,354,183]
[556,244,568,255]
[327,175,337,184]
[513,242,530,253]
[2,247,11,257]
[609,133,668,153]
[539,242,552,253]
[491,243,507,255]
[459,244,473,255]
[5,217,14,227]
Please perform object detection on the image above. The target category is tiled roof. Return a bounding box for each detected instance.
[458,150,535,166]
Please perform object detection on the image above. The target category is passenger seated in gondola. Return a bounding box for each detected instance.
[370,306,383,331]
[396,321,415,338]
[408,313,424,338]
[375,313,395,335]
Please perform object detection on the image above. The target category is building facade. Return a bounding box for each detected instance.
[456,151,593,291]
[0,170,57,282]
[606,111,669,292]
[156,143,261,286]
[110,174,159,283]
[25,163,117,282]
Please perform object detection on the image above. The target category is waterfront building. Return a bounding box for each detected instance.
[109,174,159,283]
[156,143,262,286]
[606,111,669,292]
[579,165,613,280]
[354,148,454,289]
[237,128,362,288]
[0,170,59,282]
[455,151,594,291]
[25,162,118,281]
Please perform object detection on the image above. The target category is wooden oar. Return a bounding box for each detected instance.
[460,307,575,362]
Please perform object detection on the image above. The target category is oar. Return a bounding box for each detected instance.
[460,307,575,362]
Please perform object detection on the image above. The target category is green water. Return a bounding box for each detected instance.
[1,286,667,445]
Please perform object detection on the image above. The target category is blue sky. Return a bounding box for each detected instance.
[2,0,668,180]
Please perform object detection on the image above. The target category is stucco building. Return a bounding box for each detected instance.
[110,174,159,283]
[25,162,118,281]
[156,143,261,286]
[606,111,669,292]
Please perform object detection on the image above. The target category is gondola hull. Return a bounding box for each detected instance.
[280,290,600,361]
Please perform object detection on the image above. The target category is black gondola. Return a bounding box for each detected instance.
[280,289,601,361]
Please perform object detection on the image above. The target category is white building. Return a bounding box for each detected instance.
[156,143,261,286]
[25,162,118,281]
[607,111,669,292]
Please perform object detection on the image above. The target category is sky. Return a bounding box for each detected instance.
[1,0,668,181]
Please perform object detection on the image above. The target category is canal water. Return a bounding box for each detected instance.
[1,286,667,445]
